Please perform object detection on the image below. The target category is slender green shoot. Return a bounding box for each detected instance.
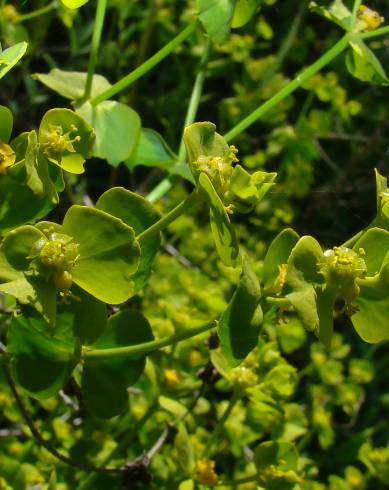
[90,21,198,106]
[84,0,108,100]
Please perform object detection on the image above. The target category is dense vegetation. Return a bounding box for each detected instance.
[1,1,389,488]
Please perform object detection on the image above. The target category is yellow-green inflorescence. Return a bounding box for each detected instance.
[40,123,81,164]
[0,141,16,175]
[357,5,384,31]
[29,231,79,292]
[319,246,367,307]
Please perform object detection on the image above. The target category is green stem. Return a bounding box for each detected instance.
[83,320,216,361]
[202,394,239,457]
[266,296,292,307]
[351,0,362,26]
[146,41,212,203]
[146,39,212,203]
[84,0,108,100]
[16,2,55,22]
[137,190,198,243]
[224,33,351,142]
[360,25,389,39]
[90,21,198,105]
[216,474,259,486]
[341,229,364,248]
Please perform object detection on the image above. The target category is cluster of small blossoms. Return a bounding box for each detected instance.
[193,145,239,201]
[318,246,367,307]
[0,141,16,175]
[41,123,81,164]
[29,231,79,293]
[357,5,384,31]
[195,458,219,486]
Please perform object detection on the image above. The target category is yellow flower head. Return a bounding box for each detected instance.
[0,141,16,174]
[358,5,384,31]
[164,368,183,388]
[195,459,219,487]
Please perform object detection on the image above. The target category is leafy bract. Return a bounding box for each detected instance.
[346,38,389,85]
[262,228,300,292]
[284,236,324,333]
[24,131,58,203]
[198,172,239,267]
[60,0,89,8]
[0,225,57,324]
[0,42,28,80]
[197,0,236,43]
[81,310,154,418]
[7,312,79,399]
[354,228,389,276]
[33,69,112,100]
[62,206,140,304]
[39,109,95,174]
[77,100,141,167]
[309,1,352,30]
[218,256,262,367]
[0,105,13,142]
[232,0,259,28]
[96,187,161,292]
[126,128,176,169]
[352,264,389,343]
[254,441,300,490]
[184,121,231,181]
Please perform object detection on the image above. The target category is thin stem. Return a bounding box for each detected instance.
[265,296,292,307]
[137,190,199,243]
[224,34,351,142]
[202,394,239,457]
[17,2,55,22]
[351,0,363,26]
[146,39,212,202]
[90,21,198,105]
[1,362,121,474]
[341,229,364,248]
[83,320,216,361]
[84,0,108,100]
[360,25,389,39]
[216,474,259,486]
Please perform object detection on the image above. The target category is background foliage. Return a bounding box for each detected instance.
[1,0,389,489]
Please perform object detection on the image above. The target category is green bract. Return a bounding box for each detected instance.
[38,108,95,174]
[0,202,140,324]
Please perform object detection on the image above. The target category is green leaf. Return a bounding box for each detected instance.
[264,365,297,398]
[0,42,28,80]
[60,0,89,8]
[309,0,352,30]
[7,312,78,399]
[184,121,231,181]
[24,131,58,204]
[59,285,107,345]
[198,172,239,267]
[77,100,141,167]
[262,228,300,292]
[126,128,176,169]
[232,0,259,28]
[33,69,111,100]
[353,228,389,276]
[96,187,160,292]
[218,256,262,367]
[62,205,140,304]
[0,171,56,234]
[346,38,389,85]
[0,105,13,142]
[197,0,236,43]
[284,236,324,332]
[175,422,196,474]
[352,264,389,343]
[81,310,154,418]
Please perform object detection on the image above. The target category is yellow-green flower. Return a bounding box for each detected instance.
[0,141,16,174]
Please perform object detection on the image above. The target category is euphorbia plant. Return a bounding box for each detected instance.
[0,0,389,488]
